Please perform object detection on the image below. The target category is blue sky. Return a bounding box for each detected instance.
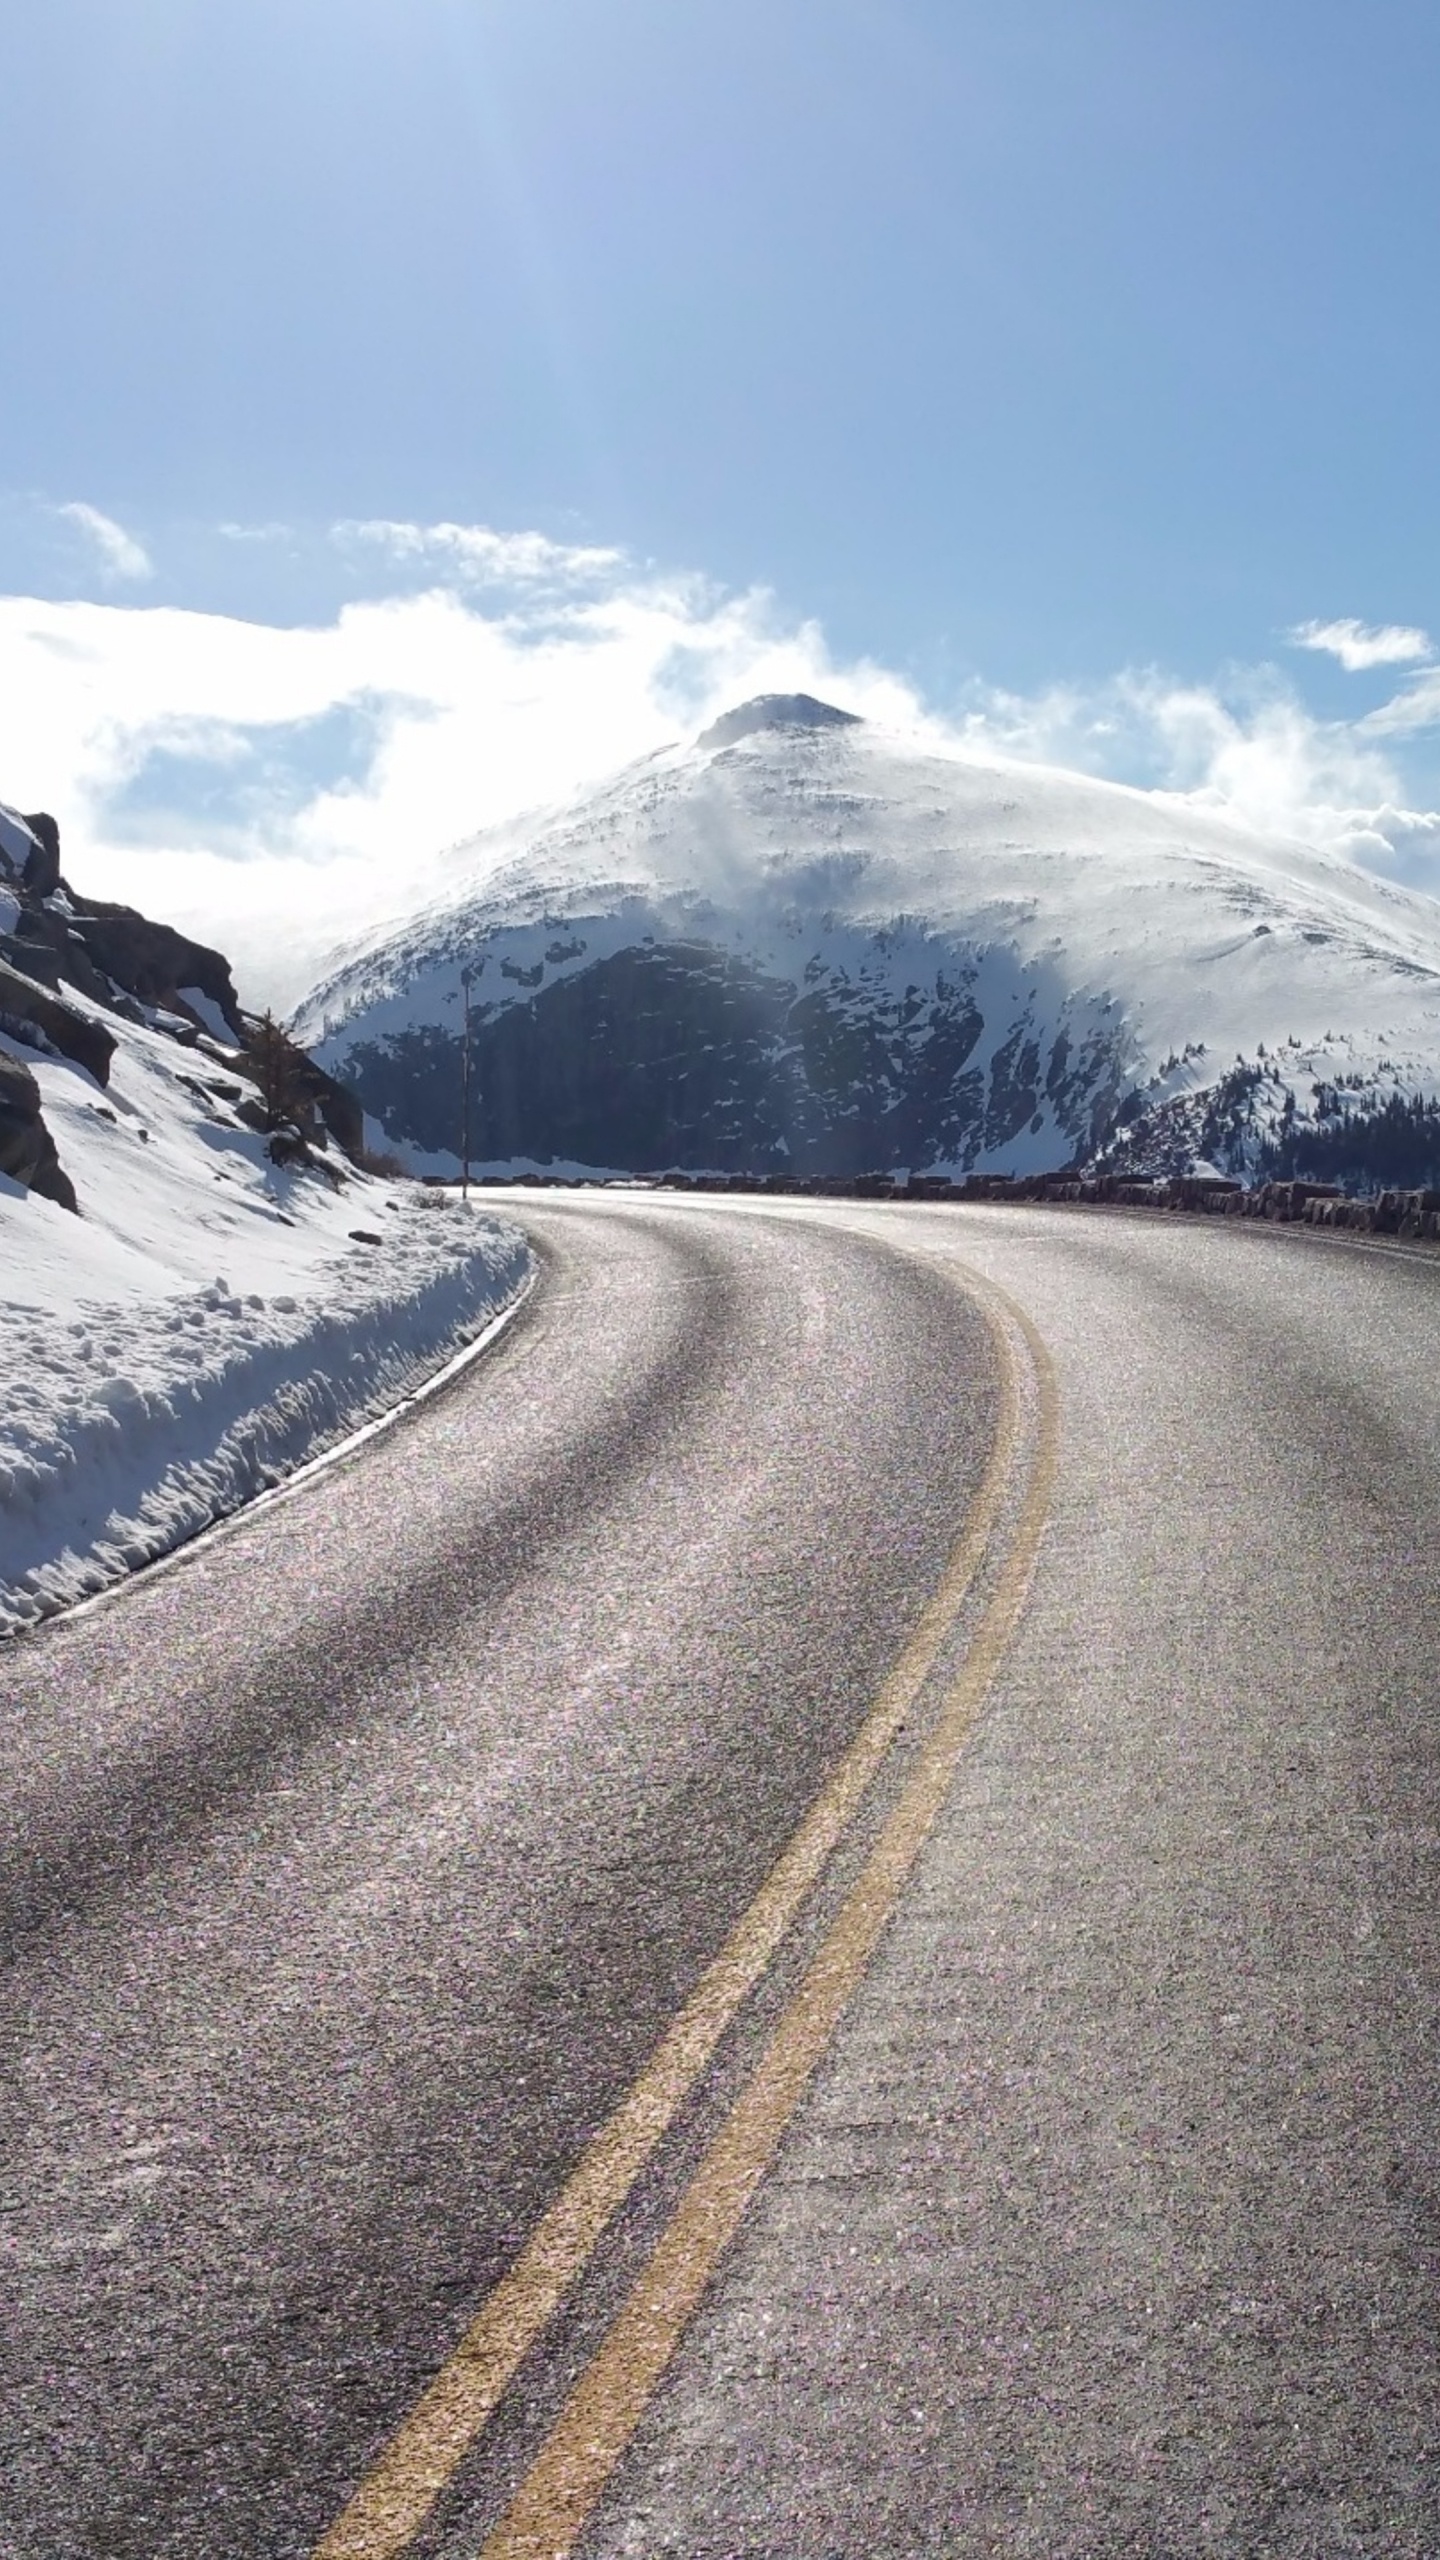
[3,0,1440,997]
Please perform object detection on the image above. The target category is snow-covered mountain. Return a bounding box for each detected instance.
[292,695,1440,1184]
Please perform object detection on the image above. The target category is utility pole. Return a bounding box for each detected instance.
[460,964,474,1202]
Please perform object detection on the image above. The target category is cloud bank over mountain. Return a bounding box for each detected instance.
[2,508,1439,1009]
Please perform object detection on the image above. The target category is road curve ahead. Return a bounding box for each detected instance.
[4,1195,1440,2559]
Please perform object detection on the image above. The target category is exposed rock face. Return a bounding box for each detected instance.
[0,1048,77,1210]
[67,898,243,1033]
[0,802,362,1209]
[0,958,117,1086]
[281,1045,365,1160]
[0,805,246,1041]
[19,813,61,899]
[235,1012,366,1160]
[344,938,1122,1175]
[696,694,864,750]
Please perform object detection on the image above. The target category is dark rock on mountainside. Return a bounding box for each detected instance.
[2,814,246,1042]
[0,1048,77,1210]
[316,1063,364,1158]
[240,1010,366,1160]
[19,812,61,899]
[64,898,242,1031]
[0,958,117,1085]
[279,1046,365,1161]
[344,939,1123,1175]
[697,694,864,751]
[0,803,364,1208]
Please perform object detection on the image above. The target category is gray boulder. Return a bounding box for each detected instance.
[0,959,116,1085]
[0,1048,77,1211]
[19,812,61,900]
[64,895,245,1036]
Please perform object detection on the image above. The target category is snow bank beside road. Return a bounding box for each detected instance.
[1,1010,531,1636]
[0,1202,528,1636]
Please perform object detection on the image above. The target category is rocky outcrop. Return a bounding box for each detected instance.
[0,958,117,1085]
[268,1038,365,1160]
[0,801,365,1210]
[0,804,245,1040]
[19,812,61,899]
[0,1048,77,1210]
[65,896,244,1036]
[341,936,1124,1176]
[232,1010,367,1163]
[0,952,114,1216]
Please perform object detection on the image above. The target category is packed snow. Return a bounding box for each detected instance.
[0,1000,531,1638]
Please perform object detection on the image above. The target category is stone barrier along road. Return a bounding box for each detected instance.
[469,1165,1440,1239]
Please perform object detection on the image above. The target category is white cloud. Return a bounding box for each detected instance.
[55,501,153,585]
[958,665,1395,818]
[217,520,294,545]
[0,557,913,1005]
[1356,664,1440,739]
[954,661,1440,893]
[332,517,624,587]
[4,522,1440,1012]
[1288,616,1432,672]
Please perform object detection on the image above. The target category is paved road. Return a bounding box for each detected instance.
[4,1197,1439,2558]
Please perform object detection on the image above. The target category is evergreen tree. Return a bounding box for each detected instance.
[249,1011,312,1133]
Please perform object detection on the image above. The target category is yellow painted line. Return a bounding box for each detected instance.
[478,1276,1057,2559]
[312,1264,1035,2560]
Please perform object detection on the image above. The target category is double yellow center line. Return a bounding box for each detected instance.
[314,1261,1057,2560]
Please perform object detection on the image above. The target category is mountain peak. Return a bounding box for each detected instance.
[294,720,1440,1189]
[696,693,863,751]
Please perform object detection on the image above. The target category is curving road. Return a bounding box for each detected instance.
[3,1195,1439,2558]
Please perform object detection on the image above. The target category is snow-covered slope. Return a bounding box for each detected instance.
[293,697,1440,1183]
[0,1018,530,1636]
[1,807,531,1638]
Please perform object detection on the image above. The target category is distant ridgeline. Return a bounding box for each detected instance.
[1095,1056,1440,1193]
[1254,1090,1440,1191]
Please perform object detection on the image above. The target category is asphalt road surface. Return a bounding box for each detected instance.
[3,1196,1439,2559]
